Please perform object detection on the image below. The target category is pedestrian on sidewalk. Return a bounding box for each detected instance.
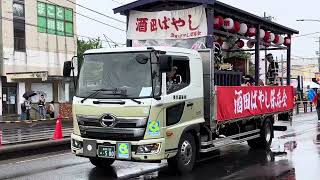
[24,97,31,120]
[47,101,55,118]
[20,102,27,120]
[38,94,46,119]
[312,89,320,121]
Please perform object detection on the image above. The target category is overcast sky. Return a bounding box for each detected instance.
[77,0,320,65]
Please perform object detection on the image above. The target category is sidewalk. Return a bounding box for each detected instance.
[0,115,20,122]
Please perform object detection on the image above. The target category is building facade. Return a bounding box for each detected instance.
[291,64,318,81]
[0,0,76,116]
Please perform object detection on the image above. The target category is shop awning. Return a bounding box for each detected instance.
[6,71,49,82]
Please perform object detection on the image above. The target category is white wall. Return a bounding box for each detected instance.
[3,48,75,76]
[0,80,2,116]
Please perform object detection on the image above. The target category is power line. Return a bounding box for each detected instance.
[111,0,124,5]
[293,32,320,38]
[64,0,126,24]
[76,13,126,32]
[45,0,126,32]
[0,16,124,45]
[78,34,125,45]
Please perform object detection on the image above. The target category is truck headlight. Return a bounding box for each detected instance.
[72,139,83,149]
[136,143,161,154]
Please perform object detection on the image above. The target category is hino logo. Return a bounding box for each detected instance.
[100,114,117,128]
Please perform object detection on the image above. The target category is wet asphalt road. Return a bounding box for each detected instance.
[0,113,319,180]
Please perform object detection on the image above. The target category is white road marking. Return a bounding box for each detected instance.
[3,152,73,165]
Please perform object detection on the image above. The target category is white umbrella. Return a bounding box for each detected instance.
[303,81,320,89]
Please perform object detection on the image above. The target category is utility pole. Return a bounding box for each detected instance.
[318,37,320,72]
[281,54,284,85]
[264,12,268,83]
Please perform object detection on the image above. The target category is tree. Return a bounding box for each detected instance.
[77,38,102,69]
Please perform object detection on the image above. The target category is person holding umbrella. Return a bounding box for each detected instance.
[24,97,31,120]
[22,91,37,120]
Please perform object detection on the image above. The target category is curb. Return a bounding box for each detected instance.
[0,117,70,124]
[0,138,71,160]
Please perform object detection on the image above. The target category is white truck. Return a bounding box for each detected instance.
[63,46,293,173]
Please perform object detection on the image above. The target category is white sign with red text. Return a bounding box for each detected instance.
[127,6,208,40]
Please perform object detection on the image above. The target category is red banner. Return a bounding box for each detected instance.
[217,86,294,122]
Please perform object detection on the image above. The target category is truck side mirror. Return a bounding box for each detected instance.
[63,61,73,77]
[159,55,173,72]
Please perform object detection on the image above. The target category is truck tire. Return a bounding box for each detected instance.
[168,133,196,173]
[89,157,115,168]
[248,118,273,149]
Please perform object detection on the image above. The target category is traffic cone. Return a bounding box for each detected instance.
[53,114,63,140]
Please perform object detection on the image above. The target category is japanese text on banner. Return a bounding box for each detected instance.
[217,86,294,121]
[127,6,208,40]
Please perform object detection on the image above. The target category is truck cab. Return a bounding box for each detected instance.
[68,47,205,171]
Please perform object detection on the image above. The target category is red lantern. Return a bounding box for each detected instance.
[273,34,280,44]
[236,39,244,48]
[264,31,271,42]
[214,16,224,29]
[284,37,291,46]
[247,27,256,37]
[247,39,255,48]
[232,21,241,33]
[223,18,234,30]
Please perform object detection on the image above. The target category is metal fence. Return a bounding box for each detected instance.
[1,125,72,145]
[294,101,314,114]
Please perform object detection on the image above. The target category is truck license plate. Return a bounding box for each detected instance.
[97,145,115,158]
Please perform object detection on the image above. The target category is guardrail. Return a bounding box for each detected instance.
[0,122,72,145]
[295,101,314,115]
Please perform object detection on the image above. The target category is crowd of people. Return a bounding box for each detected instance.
[20,94,55,120]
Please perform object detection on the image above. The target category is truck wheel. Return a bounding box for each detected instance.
[168,133,196,173]
[89,157,115,168]
[248,118,273,149]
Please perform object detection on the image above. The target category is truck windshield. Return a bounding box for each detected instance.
[77,52,161,99]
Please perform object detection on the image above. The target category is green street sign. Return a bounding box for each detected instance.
[47,4,55,18]
[65,22,73,36]
[47,18,56,34]
[37,2,46,16]
[38,16,47,33]
[56,6,64,20]
[56,20,65,35]
[65,8,73,22]
[37,2,73,37]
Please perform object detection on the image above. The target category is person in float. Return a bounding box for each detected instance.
[166,66,182,93]
[266,53,279,86]
[312,89,320,121]
[243,75,254,86]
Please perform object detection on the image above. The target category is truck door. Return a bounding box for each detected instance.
[163,55,198,125]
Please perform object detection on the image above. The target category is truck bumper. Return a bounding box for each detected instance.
[71,133,166,161]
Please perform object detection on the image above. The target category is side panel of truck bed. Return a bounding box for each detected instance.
[216,86,294,122]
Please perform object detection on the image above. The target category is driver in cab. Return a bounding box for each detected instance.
[167,66,182,92]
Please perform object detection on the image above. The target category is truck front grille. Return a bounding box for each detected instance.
[77,115,147,141]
